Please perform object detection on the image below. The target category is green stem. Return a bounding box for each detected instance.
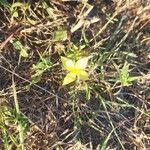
[12,77,24,150]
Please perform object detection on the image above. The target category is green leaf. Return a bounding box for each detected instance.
[122,51,137,58]
[118,62,138,86]
[85,84,91,100]
[0,0,9,6]
[19,49,28,58]
[9,134,18,146]
[53,30,67,41]
[128,76,139,82]
[31,74,42,84]
[27,17,37,25]
[10,38,28,58]
[63,73,76,85]
[12,11,18,17]
[31,58,52,84]
[42,1,55,18]
[10,2,23,9]
[10,2,23,12]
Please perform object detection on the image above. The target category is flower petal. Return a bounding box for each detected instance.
[63,73,76,85]
[61,56,75,71]
[77,70,89,81]
[75,57,89,69]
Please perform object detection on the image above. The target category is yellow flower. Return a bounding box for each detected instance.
[61,56,89,85]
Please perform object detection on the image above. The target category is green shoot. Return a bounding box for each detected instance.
[10,38,28,58]
[114,62,138,86]
[31,57,52,84]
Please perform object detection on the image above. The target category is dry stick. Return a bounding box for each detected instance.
[100,96,125,150]
[89,10,119,44]
[0,27,23,50]
[89,0,134,46]
[1,66,44,133]
[114,16,138,51]
[0,33,14,50]
[71,3,93,33]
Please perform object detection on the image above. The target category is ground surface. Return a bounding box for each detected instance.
[0,0,150,150]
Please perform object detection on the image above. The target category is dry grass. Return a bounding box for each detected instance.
[0,0,150,150]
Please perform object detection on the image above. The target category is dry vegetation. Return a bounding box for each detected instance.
[0,0,150,150]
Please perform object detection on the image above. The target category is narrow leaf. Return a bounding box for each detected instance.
[10,38,28,58]
[53,30,67,41]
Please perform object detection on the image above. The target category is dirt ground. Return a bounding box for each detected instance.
[0,0,150,150]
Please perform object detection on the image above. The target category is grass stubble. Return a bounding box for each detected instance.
[0,0,150,149]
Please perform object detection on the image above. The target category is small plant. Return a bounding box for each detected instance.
[53,30,68,42]
[10,38,28,58]
[117,62,138,86]
[0,106,28,150]
[61,56,90,85]
[65,43,86,61]
[31,57,52,84]
[7,2,29,23]
[42,1,56,19]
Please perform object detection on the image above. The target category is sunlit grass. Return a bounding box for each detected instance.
[0,0,150,149]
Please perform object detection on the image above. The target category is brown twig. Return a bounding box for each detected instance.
[0,26,23,50]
